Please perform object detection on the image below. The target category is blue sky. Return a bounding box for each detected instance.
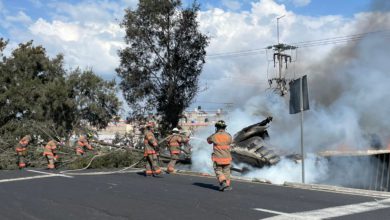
[2,0,390,173]
[0,0,374,41]
[191,0,372,17]
[1,0,388,113]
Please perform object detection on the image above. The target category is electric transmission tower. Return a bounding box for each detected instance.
[266,15,297,96]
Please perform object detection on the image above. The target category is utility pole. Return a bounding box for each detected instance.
[266,15,297,96]
[277,15,284,83]
[277,15,284,44]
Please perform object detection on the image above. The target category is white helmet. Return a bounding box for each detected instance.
[172,128,179,133]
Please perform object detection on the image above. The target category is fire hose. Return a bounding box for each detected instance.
[58,135,172,175]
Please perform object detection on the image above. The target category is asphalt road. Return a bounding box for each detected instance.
[1,169,390,220]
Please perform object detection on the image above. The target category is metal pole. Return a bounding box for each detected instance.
[386,154,390,191]
[369,157,373,190]
[375,156,380,191]
[276,15,285,45]
[276,15,285,94]
[300,77,305,183]
[381,154,385,190]
[363,157,369,190]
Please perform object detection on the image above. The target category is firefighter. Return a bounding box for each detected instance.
[43,140,58,169]
[207,120,233,191]
[15,135,32,169]
[166,127,189,173]
[143,122,161,176]
[76,133,94,156]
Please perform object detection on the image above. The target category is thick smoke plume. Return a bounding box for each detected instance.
[190,1,390,186]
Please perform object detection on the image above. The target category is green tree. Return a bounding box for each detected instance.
[0,40,66,145]
[0,40,120,150]
[116,0,209,131]
[66,68,121,135]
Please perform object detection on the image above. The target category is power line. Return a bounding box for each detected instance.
[205,29,390,59]
[207,48,266,58]
[192,101,234,105]
[289,29,390,47]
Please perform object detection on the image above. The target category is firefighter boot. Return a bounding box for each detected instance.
[224,186,232,191]
[219,181,229,191]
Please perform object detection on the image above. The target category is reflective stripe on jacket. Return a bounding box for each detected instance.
[16,147,27,152]
[15,141,28,152]
[207,130,232,165]
[144,130,158,156]
[167,134,188,154]
[76,136,93,153]
[43,140,57,156]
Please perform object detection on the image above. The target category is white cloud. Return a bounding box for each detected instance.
[47,1,125,23]
[221,0,242,11]
[291,0,311,7]
[28,17,125,75]
[6,11,32,24]
[2,0,390,182]
[195,1,390,156]
[23,1,128,77]
[278,0,311,7]
[30,19,81,42]
[251,0,288,17]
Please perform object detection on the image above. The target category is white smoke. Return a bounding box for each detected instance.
[244,154,329,184]
[189,127,215,174]
[190,3,390,187]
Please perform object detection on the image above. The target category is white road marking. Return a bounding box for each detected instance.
[64,169,144,176]
[255,198,390,220]
[0,174,62,183]
[26,169,73,178]
[253,208,317,220]
[0,170,74,183]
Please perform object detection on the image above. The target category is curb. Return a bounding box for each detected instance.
[284,182,390,198]
[173,168,390,198]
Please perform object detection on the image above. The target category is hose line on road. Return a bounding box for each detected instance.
[60,156,146,176]
[58,136,172,176]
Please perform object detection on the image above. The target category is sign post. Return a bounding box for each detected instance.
[289,75,309,183]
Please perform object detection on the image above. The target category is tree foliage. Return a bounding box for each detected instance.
[116,0,209,130]
[66,69,121,132]
[0,39,120,150]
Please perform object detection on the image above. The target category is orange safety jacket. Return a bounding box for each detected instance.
[207,130,233,165]
[144,130,158,156]
[167,134,189,154]
[43,140,57,157]
[15,142,28,153]
[76,136,93,154]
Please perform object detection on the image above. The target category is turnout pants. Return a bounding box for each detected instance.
[145,154,161,175]
[167,153,179,173]
[46,155,55,169]
[213,162,231,186]
[17,152,27,168]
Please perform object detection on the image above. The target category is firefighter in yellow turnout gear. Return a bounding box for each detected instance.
[143,123,161,176]
[207,120,233,191]
[166,128,189,173]
[43,140,58,169]
[15,135,32,169]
